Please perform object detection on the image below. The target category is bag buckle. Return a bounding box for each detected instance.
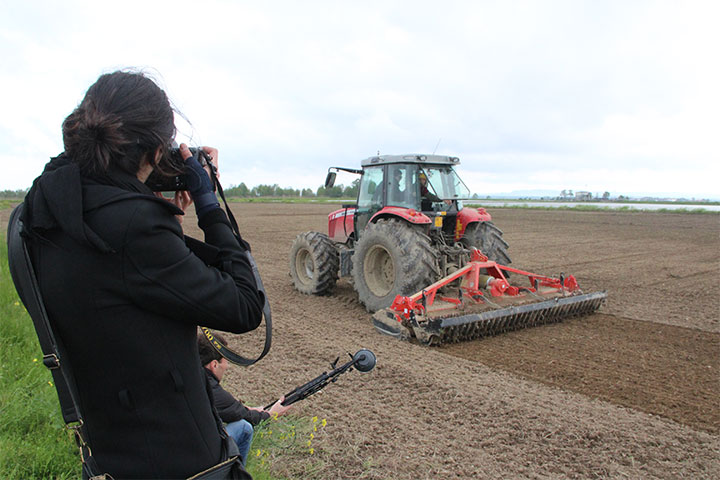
[42,353,60,370]
[67,420,92,462]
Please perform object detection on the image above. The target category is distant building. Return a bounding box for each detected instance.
[575,191,592,201]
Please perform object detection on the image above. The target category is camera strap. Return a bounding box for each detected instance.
[7,203,108,478]
[200,156,272,366]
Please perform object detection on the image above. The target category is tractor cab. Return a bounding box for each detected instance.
[351,154,473,242]
[325,154,474,243]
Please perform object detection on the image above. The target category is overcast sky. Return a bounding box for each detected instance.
[1,0,718,198]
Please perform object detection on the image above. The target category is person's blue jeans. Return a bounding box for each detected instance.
[225,420,254,466]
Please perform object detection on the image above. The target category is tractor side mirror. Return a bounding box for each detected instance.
[325,171,337,188]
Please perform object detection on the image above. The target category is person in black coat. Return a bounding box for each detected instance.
[20,70,263,479]
[198,333,291,466]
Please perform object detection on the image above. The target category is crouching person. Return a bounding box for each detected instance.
[199,333,292,465]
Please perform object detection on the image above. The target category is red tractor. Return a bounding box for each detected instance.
[289,154,511,312]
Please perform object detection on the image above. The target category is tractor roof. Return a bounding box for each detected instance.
[360,154,461,167]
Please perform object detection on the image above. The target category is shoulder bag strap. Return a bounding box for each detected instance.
[7,203,81,423]
[7,203,109,477]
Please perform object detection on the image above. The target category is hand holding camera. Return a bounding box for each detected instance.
[146,144,218,192]
[181,145,213,190]
[147,144,221,218]
[181,144,221,218]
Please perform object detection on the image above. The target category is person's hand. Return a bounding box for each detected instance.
[201,146,219,182]
[178,144,213,196]
[178,143,220,217]
[266,397,292,419]
[154,191,192,224]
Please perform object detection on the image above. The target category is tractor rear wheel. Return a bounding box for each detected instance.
[461,221,512,265]
[352,218,439,312]
[289,231,339,295]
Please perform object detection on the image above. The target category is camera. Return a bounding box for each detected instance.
[145,147,203,192]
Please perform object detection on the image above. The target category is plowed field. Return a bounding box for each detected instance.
[218,205,719,479]
[4,204,718,479]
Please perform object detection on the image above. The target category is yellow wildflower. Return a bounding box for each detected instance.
[33,358,38,363]
[256,449,262,457]
[306,440,312,447]
[321,418,327,427]
[312,416,318,423]
[310,433,314,440]
[48,381,53,387]
[309,448,314,455]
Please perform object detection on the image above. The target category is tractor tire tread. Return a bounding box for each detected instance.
[289,231,339,295]
[461,221,512,266]
[352,218,439,312]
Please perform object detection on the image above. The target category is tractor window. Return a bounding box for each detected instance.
[423,166,471,200]
[357,166,384,210]
[387,164,417,209]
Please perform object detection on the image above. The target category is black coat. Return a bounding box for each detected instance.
[23,156,264,478]
[204,368,270,426]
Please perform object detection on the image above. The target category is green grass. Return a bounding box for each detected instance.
[247,415,329,479]
[0,199,22,210]
[0,236,79,479]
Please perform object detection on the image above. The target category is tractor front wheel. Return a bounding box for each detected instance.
[289,231,339,295]
[352,218,439,312]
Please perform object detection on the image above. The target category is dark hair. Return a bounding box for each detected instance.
[198,332,227,366]
[62,70,179,177]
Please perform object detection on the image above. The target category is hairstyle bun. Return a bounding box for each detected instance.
[62,70,176,178]
[82,107,126,147]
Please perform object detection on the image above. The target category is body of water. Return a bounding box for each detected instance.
[470,200,720,212]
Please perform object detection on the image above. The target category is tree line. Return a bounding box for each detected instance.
[224,179,360,198]
[0,189,29,199]
[0,180,361,200]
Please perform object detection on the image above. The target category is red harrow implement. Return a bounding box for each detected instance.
[372,250,607,345]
